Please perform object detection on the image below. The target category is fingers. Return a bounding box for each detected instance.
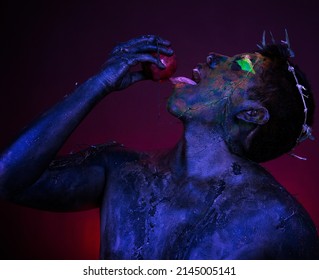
[109,35,174,69]
[103,35,174,90]
[111,35,172,56]
[130,45,174,56]
[121,34,171,49]
[132,34,171,47]
[110,35,174,70]
[130,71,147,84]
[121,53,167,69]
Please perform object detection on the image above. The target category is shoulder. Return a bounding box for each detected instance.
[50,141,146,170]
[215,166,319,259]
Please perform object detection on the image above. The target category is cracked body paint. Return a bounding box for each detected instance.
[97,147,317,259]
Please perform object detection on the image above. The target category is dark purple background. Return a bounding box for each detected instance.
[1,0,318,259]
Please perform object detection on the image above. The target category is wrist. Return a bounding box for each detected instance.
[84,74,112,98]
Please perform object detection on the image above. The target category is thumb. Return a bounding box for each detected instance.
[130,71,148,84]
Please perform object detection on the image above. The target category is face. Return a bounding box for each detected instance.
[167,52,270,124]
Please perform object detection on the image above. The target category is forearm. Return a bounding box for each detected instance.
[0,34,173,200]
[0,74,108,195]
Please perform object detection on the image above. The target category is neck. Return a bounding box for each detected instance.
[170,121,239,179]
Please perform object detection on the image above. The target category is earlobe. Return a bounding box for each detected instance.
[236,107,269,125]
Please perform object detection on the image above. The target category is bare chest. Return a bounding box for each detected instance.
[100,165,226,259]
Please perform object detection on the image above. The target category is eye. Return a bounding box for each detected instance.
[206,54,228,69]
[206,55,218,68]
[246,109,258,117]
[206,55,213,65]
[236,57,256,74]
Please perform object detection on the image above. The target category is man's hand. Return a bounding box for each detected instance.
[98,35,174,92]
[0,35,174,209]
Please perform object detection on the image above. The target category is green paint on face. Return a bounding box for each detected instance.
[236,57,255,74]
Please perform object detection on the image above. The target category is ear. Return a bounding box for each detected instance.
[236,106,269,125]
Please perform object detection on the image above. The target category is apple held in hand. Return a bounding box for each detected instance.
[143,52,177,81]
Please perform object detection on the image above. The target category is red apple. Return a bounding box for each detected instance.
[143,52,177,81]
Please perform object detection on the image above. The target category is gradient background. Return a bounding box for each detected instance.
[1,0,318,259]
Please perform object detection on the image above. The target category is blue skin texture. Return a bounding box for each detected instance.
[0,35,318,259]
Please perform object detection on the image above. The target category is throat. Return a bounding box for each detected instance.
[171,122,236,179]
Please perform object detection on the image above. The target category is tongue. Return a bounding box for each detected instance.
[169,76,197,86]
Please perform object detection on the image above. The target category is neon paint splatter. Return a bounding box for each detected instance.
[236,57,256,74]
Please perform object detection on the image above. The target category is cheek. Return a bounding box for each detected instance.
[204,68,240,90]
[198,76,233,101]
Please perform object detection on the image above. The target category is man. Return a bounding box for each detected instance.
[0,34,318,259]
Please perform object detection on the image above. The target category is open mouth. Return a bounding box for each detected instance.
[169,67,201,86]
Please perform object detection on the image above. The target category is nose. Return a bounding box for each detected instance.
[206,53,229,69]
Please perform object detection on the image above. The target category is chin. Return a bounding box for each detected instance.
[167,95,185,119]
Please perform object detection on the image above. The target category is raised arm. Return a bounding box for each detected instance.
[0,35,173,211]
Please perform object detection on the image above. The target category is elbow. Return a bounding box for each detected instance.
[0,157,22,201]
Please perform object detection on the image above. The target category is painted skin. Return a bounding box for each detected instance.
[168,52,267,122]
[0,35,318,259]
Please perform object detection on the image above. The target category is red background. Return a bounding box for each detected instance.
[1,0,318,259]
